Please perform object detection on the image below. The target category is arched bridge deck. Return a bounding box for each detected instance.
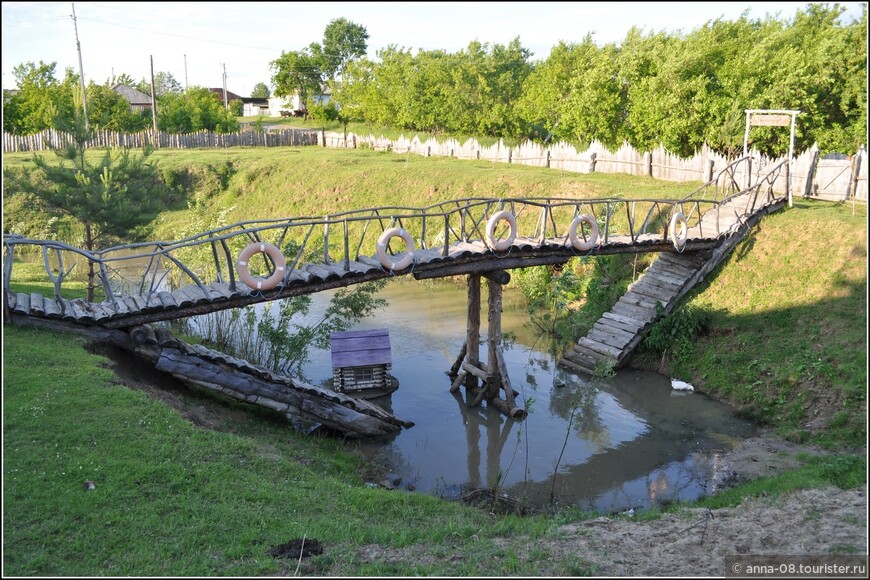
[4,157,788,332]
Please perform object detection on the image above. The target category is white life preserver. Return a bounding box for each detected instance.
[485,210,517,251]
[568,214,599,251]
[236,242,287,290]
[670,212,688,250]
[376,227,415,271]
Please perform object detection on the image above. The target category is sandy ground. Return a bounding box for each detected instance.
[345,434,867,576]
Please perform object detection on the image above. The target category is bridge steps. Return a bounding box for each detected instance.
[558,251,705,375]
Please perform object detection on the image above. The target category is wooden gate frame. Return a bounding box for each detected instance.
[743,109,800,207]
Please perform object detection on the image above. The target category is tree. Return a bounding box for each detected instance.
[270,48,323,104]
[228,98,244,117]
[156,87,240,133]
[136,71,183,98]
[251,82,271,98]
[86,82,151,132]
[316,17,369,81]
[9,113,169,301]
[3,61,78,134]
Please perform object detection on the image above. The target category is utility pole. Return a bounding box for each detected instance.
[221,63,228,110]
[71,3,88,128]
[150,55,158,135]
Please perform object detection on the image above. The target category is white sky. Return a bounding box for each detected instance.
[2,1,866,97]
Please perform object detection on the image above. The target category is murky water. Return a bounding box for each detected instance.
[266,277,758,513]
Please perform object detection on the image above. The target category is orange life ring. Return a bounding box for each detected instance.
[376,227,415,271]
[236,242,287,290]
[670,212,688,250]
[568,214,599,251]
[485,210,517,251]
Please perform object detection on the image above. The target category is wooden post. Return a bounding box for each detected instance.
[644,152,653,177]
[487,277,502,400]
[589,152,597,173]
[465,274,480,389]
[704,158,715,183]
[545,150,551,168]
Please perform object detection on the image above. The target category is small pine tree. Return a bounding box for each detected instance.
[10,112,168,301]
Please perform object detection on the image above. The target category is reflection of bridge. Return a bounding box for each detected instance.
[3,156,789,432]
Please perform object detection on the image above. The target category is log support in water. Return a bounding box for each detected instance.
[448,272,527,421]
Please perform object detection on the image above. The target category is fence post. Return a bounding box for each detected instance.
[545,150,551,168]
[589,152,597,173]
[848,144,864,201]
[321,128,326,147]
[643,152,652,176]
[803,143,820,198]
[507,148,512,164]
[704,158,714,183]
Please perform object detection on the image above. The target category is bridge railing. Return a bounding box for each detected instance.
[5,193,755,307]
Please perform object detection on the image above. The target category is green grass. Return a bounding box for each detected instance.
[4,324,593,576]
[654,199,867,449]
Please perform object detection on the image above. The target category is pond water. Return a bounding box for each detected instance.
[211,276,757,514]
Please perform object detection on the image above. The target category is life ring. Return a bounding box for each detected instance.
[236,242,287,290]
[485,210,517,251]
[670,212,688,250]
[376,227,415,271]
[568,214,599,251]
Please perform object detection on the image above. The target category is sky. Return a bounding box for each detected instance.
[2,1,866,97]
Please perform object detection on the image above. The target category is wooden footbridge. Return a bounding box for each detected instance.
[3,157,790,435]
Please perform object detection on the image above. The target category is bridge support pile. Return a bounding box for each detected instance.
[448,272,527,421]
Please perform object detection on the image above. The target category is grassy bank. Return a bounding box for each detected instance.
[3,145,866,575]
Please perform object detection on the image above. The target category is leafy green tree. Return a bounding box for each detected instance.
[270,48,323,104]
[156,86,240,133]
[136,71,183,98]
[3,61,78,134]
[315,17,369,81]
[228,98,244,117]
[86,82,151,132]
[8,114,169,301]
[250,82,271,98]
[110,72,136,86]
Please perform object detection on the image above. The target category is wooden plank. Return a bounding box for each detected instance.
[42,297,62,319]
[598,313,644,334]
[589,321,636,342]
[123,295,142,315]
[627,281,674,302]
[559,356,595,376]
[587,327,632,350]
[601,311,646,329]
[561,348,603,370]
[12,292,30,316]
[618,294,660,311]
[6,291,17,312]
[576,337,622,358]
[158,291,177,309]
[29,293,45,316]
[611,302,657,322]
[627,287,670,307]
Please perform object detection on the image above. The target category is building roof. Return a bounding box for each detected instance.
[208,88,244,102]
[330,328,392,368]
[111,83,151,105]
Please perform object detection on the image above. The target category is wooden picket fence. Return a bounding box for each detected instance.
[4,127,865,202]
[2,127,318,153]
[321,131,867,202]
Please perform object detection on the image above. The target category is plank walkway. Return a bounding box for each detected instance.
[5,232,719,330]
[558,192,786,375]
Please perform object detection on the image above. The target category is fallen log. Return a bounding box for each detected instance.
[6,314,414,438]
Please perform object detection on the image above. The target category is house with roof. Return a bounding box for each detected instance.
[111,83,152,112]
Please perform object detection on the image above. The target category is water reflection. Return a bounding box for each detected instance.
[186,276,756,513]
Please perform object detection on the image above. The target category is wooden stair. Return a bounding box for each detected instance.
[558,251,708,376]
